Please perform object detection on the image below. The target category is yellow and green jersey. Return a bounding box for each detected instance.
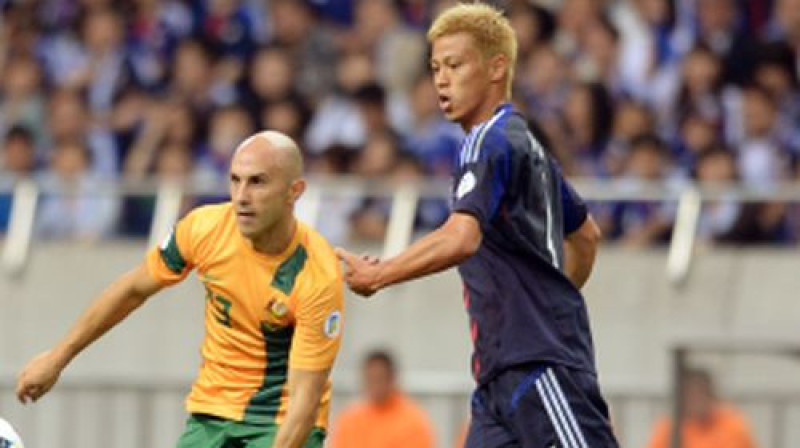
[146,203,344,429]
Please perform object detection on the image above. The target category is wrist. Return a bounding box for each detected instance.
[50,345,75,369]
[373,262,391,291]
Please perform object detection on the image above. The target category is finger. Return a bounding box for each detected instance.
[334,248,357,265]
[360,254,380,265]
[16,383,26,403]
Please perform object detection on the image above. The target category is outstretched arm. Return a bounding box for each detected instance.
[16,263,163,403]
[563,214,602,289]
[337,212,482,296]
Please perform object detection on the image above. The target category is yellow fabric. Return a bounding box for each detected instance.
[146,203,344,428]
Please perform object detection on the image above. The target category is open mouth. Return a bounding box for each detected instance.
[438,94,452,110]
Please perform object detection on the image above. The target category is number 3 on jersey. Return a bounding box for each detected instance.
[205,286,232,328]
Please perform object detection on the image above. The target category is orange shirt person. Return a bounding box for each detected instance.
[648,368,757,448]
[16,131,345,448]
[331,350,435,448]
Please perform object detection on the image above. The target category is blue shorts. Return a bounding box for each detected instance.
[466,363,619,448]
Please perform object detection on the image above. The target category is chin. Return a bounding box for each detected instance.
[237,225,257,240]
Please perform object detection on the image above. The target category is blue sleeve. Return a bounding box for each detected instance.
[452,132,511,228]
[555,164,588,235]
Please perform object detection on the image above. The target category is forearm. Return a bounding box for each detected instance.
[272,402,318,448]
[563,238,596,289]
[563,216,601,289]
[52,269,154,367]
[375,226,474,290]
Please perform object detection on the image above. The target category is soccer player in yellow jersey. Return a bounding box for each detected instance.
[16,131,345,448]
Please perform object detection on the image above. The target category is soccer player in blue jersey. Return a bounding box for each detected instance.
[336,3,619,447]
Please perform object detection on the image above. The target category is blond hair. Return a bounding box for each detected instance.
[427,2,518,96]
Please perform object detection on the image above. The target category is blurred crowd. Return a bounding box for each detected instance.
[1,0,800,245]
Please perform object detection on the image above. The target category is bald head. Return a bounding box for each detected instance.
[233,130,304,183]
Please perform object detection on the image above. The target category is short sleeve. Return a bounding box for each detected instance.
[555,164,588,235]
[289,279,344,371]
[145,213,196,286]
[452,135,511,228]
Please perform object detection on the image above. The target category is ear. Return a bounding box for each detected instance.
[488,53,510,85]
[287,178,306,204]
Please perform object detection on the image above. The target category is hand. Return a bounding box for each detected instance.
[335,248,381,297]
[16,350,66,404]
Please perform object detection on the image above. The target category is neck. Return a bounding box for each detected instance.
[459,91,508,132]
[251,215,298,255]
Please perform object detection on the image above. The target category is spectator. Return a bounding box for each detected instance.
[350,0,426,95]
[769,0,800,81]
[0,56,46,141]
[354,83,402,143]
[517,45,570,159]
[559,82,614,176]
[554,0,604,59]
[693,145,742,243]
[168,39,216,112]
[349,133,401,241]
[647,368,758,448]
[670,45,726,136]
[47,89,118,177]
[259,100,311,148]
[120,143,197,236]
[672,113,719,175]
[508,0,556,62]
[305,51,375,154]
[268,0,338,101]
[126,0,193,91]
[737,86,789,187]
[693,0,758,85]
[0,125,37,233]
[751,43,800,157]
[196,105,253,182]
[194,0,259,62]
[331,350,435,448]
[403,73,462,178]
[36,139,119,241]
[575,15,628,98]
[606,134,676,246]
[243,45,305,123]
[606,100,656,176]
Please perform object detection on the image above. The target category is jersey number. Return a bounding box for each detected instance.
[205,287,233,328]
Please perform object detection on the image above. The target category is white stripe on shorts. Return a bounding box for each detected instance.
[537,368,579,448]
[543,369,589,448]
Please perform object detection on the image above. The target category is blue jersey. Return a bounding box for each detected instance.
[452,103,596,384]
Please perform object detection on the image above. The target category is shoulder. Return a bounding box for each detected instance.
[396,393,431,422]
[295,222,343,300]
[334,401,370,425]
[716,405,753,431]
[179,202,236,250]
[477,111,529,161]
[184,202,234,231]
[299,222,342,282]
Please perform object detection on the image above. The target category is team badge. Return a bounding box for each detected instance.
[267,298,289,319]
[323,311,341,338]
[456,171,476,199]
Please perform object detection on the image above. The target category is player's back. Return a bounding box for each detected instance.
[451,104,596,384]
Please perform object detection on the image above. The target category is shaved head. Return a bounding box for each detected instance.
[229,130,306,249]
[234,130,303,183]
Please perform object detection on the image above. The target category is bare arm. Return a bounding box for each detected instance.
[337,212,481,296]
[17,263,164,402]
[563,215,602,289]
[272,368,330,448]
